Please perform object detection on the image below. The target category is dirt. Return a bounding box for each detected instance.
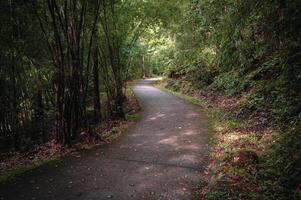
[0,78,209,200]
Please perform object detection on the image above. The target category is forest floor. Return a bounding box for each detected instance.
[0,78,210,200]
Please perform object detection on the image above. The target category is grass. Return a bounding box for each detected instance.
[125,86,142,122]
[0,157,59,183]
[126,112,142,122]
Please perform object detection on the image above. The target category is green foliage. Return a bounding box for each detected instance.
[0,0,190,151]
[157,0,301,127]
[153,1,301,199]
[0,0,300,197]
[260,121,301,200]
[211,71,246,96]
[0,1,53,151]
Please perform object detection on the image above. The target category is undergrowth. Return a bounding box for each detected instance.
[0,87,141,183]
[159,78,301,200]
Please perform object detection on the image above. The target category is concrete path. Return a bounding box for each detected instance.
[0,79,209,200]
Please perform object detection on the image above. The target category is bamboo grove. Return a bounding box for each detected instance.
[0,0,166,150]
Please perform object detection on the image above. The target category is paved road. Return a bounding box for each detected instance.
[0,79,209,200]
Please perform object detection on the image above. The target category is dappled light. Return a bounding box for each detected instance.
[0,78,209,200]
[147,113,166,121]
[1,0,300,199]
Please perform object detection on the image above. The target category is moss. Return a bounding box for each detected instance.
[0,157,59,183]
[126,113,142,122]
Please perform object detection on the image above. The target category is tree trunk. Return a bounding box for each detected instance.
[93,48,102,123]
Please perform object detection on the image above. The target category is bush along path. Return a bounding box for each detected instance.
[0,79,210,200]
[159,78,301,200]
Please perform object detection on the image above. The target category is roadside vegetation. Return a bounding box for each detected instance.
[0,0,300,199]
[152,1,301,199]
[0,86,140,182]
[0,0,181,182]
[159,79,300,200]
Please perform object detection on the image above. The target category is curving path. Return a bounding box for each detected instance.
[0,78,209,200]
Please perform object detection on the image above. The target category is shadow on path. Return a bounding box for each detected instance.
[0,78,209,200]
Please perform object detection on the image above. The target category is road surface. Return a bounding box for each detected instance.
[0,78,209,200]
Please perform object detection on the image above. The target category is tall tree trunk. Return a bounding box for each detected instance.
[93,48,102,123]
[10,0,20,150]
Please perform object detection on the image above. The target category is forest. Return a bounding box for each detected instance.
[0,0,300,200]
